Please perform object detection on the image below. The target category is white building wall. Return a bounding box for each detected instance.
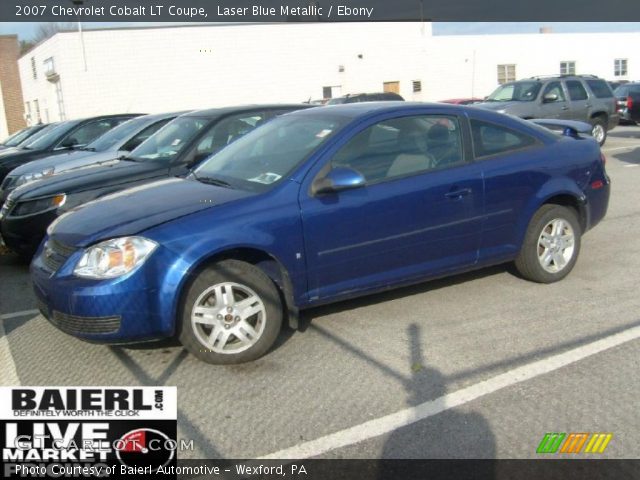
[17,24,640,124]
[19,22,431,122]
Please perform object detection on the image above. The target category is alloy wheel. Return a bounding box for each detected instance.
[191,282,266,354]
[537,218,575,273]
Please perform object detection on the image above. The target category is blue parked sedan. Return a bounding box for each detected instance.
[31,102,610,364]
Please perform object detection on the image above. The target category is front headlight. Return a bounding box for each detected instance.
[74,236,158,279]
[15,168,55,187]
[10,194,66,217]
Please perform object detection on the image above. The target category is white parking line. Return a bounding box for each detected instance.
[0,309,39,321]
[623,164,639,168]
[0,324,20,386]
[260,324,640,459]
[0,310,39,386]
[603,146,637,153]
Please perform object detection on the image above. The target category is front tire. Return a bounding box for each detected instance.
[515,205,581,283]
[178,260,283,364]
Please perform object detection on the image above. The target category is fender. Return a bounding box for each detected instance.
[513,177,587,249]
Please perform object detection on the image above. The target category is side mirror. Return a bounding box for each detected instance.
[59,138,78,149]
[312,167,366,195]
[543,93,559,103]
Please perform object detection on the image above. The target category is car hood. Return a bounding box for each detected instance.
[0,147,39,163]
[8,149,105,176]
[48,177,253,247]
[10,159,167,201]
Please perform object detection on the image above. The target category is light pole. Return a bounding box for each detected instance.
[71,0,88,71]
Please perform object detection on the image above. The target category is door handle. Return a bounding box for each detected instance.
[445,188,472,199]
[561,106,569,110]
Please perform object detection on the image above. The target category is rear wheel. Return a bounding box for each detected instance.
[178,260,283,364]
[591,117,607,146]
[515,205,581,283]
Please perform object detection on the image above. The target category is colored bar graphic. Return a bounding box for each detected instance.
[585,433,613,454]
[560,433,589,453]
[537,433,566,454]
[538,433,613,454]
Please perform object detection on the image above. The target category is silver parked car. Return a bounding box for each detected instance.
[475,75,619,145]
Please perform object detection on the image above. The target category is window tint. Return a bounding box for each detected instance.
[130,116,208,162]
[566,80,588,101]
[487,81,541,102]
[88,116,150,152]
[121,119,172,152]
[586,80,613,99]
[542,81,566,101]
[194,114,347,192]
[188,112,267,164]
[59,119,118,148]
[614,86,629,97]
[332,115,464,183]
[471,120,537,158]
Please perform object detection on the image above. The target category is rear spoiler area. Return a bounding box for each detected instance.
[530,119,593,139]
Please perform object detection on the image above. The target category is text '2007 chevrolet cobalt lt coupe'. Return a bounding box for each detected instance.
[31,103,610,364]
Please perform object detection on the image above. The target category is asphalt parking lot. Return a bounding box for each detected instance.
[1,125,639,460]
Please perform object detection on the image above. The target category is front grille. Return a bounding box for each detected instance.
[50,311,121,335]
[42,238,76,273]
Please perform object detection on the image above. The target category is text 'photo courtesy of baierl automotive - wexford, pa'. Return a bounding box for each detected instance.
[1,0,640,479]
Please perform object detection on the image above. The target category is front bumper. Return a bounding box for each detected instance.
[31,238,181,343]
[0,209,58,257]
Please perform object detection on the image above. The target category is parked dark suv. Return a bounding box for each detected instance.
[326,92,404,105]
[614,83,640,124]
[476,75,619,145]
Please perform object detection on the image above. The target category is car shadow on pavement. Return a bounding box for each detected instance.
[109,346,222,458]
[299,264,509,333]
[608,128,640,139]
[615,148,640,165]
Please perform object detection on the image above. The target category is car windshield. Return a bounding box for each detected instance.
[486,81,542,102]
[3,126,39,147]
[87,116,151,152]
[22,121,77,150]
[128,116,208,162]
[193,114,348,192]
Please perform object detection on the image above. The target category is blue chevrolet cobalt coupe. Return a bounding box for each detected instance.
[31,103,610,364]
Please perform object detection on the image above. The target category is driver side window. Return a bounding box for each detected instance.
[331,115,464,184]
[542,81,566,101]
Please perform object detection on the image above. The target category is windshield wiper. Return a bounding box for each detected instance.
[80,147,96,152]
[193,174,233,188]
[119,155,140,161]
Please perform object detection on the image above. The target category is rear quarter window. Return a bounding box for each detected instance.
[471,119,538,158]
[586,80,614,99]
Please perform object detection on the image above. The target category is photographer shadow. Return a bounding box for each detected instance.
[376,324,496,479]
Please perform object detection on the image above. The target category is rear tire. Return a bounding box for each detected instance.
[178,260,283,364]
[515,205,581,284]
[591,117,607,146]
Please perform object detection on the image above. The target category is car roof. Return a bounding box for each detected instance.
[184,104,313,119]
[291,101,465,119]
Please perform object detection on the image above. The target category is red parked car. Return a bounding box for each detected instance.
[440,98,484,105]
